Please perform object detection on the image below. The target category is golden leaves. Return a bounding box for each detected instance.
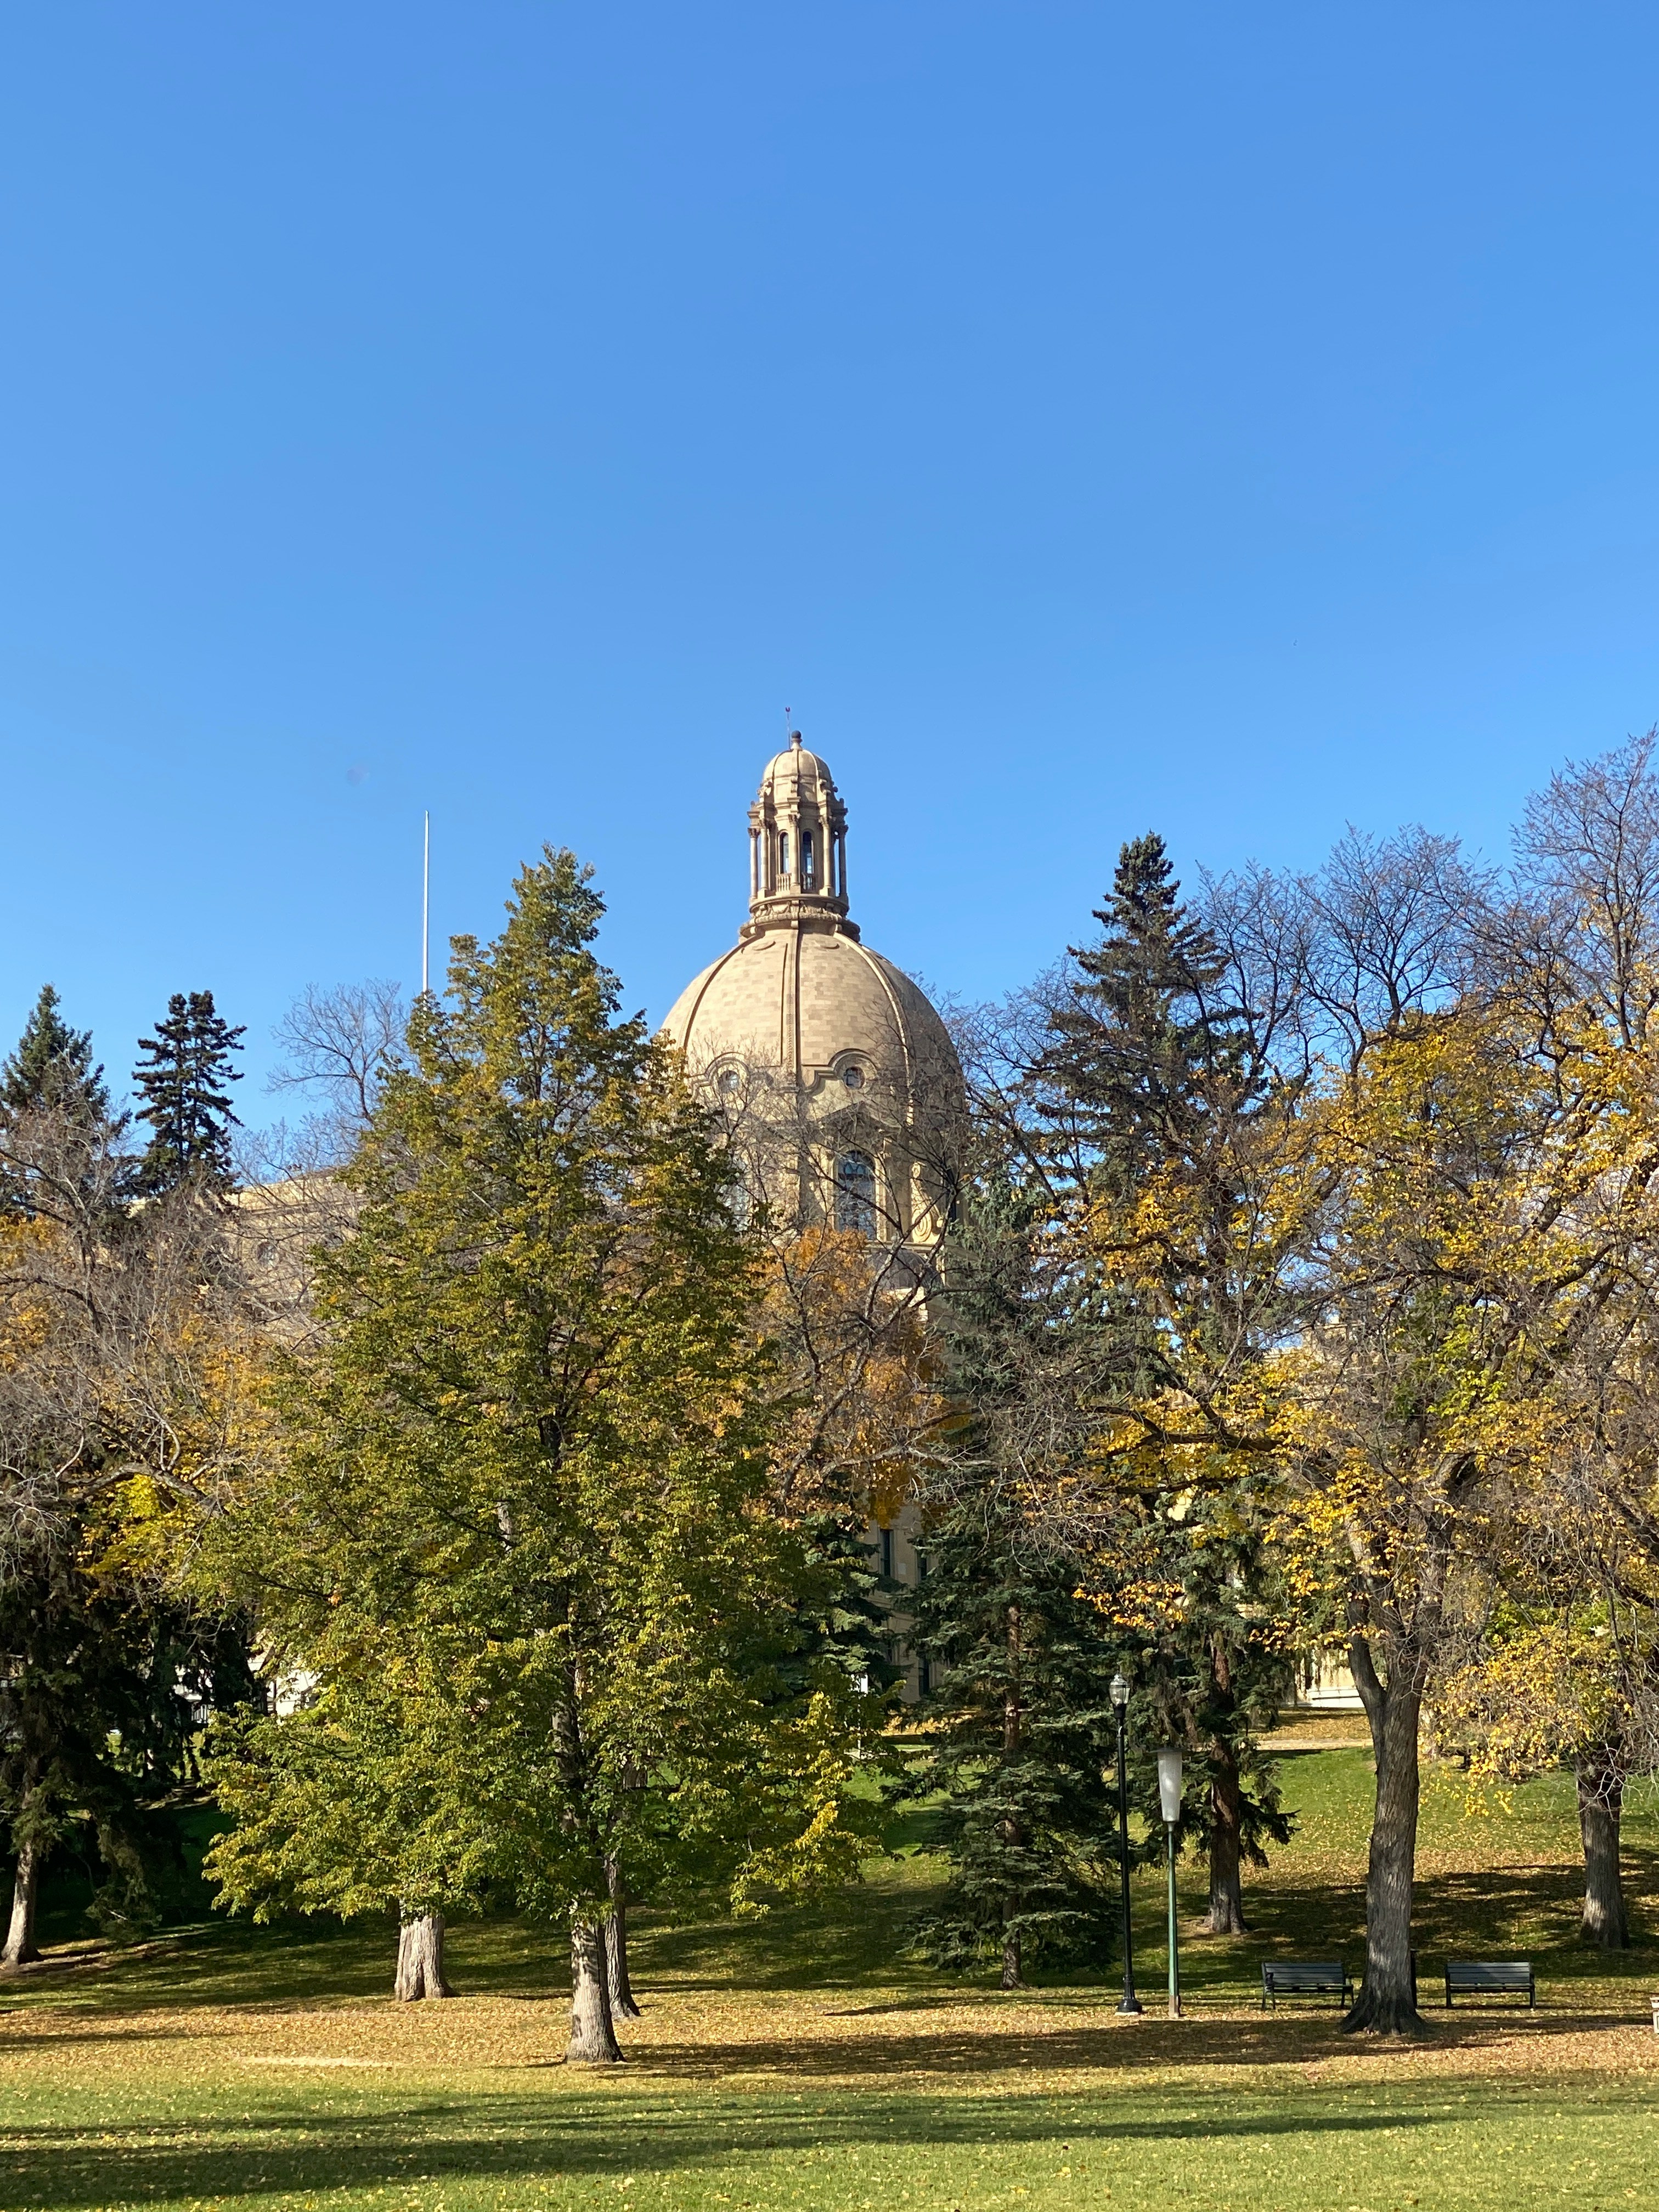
[753,1225,943,1523]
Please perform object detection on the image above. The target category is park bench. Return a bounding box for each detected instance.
[1444,1959,1534,2007]
[1260,1960,1355,2010]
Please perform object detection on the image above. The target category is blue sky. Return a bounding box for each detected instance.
[4,5,1659,1110]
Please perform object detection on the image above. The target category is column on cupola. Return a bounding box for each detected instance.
[751,792,771,900]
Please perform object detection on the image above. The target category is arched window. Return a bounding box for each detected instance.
[778,833,790,879]
[835,1149,877,1237]
[801,828,815,888]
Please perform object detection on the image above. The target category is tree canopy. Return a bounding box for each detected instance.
[204,850,880,2057]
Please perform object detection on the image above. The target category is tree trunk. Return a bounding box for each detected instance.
[999,1605,1024,1989]
[605,1857,642,2018]
[1001,1922,1022,1990]
[393,1911,454,2000]
[1344,1635,1425,2034]
[1202,1740,1247,1934]
[1576,1754,1630,1950]
[2,1835,42,1968]
[568,1916,623,2063]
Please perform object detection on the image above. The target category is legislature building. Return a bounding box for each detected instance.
[663,729,964,1248]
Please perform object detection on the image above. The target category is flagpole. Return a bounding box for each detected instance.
[422,811,430,996]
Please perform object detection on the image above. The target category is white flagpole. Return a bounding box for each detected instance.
[422,811,431,996]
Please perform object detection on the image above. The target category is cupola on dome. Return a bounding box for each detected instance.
[662,731,963,1246]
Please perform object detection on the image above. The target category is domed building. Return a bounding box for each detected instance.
[663,731,964,1245]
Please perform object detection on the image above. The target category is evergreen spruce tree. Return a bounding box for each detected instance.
[133,991,244,1194]
[1,1551,190,1962]
[1040,831,1246,1190]
[2,985,109,1120]
[1130,1498,1295,1931]
[792,1513,908,1702]
[908,1187,1123,1988]
[1036,833,1295,1931]
[1,986,121,1220]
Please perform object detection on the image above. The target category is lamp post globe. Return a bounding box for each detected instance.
[1156,1747,1183,2019]
[1110,1673,1141,2015]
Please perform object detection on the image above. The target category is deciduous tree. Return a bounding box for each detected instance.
[0,1001,257,1966]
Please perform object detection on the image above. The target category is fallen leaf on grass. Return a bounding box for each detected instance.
[241,2056,398,2069]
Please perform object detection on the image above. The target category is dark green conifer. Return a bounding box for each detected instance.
[1130,1499,1296,1929]
[1039,831,1247,1192]
[1,988,124,1222]
[201,851,871,2053]
[1039,833,1293,1932]
[2,985,109,1120]
[132,991,245,1193]
[907,1188,1123,1988]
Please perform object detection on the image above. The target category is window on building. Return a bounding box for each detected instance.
[879,1525,894,1579]
[779,833,790,877]
[835,1149,877,1236]
[802,829,815,887]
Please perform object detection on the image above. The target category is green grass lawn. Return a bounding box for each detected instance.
[4,1745,1659,2211]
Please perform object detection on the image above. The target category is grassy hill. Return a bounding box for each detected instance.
[2,1743,1658,2211]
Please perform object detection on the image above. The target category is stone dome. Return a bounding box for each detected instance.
[662,731,963,1246]
[757,739,834,795]
[664,930,961,1105]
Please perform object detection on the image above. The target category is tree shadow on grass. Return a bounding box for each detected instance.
[0,1917,399,2017]
[622,2007,1652,2081]
[628,1867,951,1996]
[4,1877,945,2018]
[0,1914,579,2017]
[0,2081,1457,2210]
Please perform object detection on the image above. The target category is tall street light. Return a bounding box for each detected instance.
[1109,1672,1141,2016]
[1157,1747,1183,2019]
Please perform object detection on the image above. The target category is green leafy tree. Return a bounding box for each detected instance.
[205,851,876,2057]
[133,991,244,1194]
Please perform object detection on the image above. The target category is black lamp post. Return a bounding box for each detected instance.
[1110,1671,1141,2016]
